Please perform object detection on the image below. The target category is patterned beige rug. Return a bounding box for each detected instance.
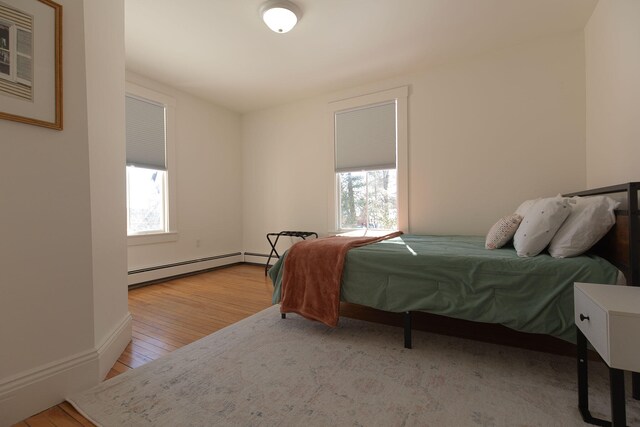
[68,305,640,426]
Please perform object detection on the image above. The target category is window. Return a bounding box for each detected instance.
[126,166,167,234]
[330,87,408,232]
[338,169,397,230]
[125,84,177,243]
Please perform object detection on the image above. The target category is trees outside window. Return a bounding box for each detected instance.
[338,169,397,230]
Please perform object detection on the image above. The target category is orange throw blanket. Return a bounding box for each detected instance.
[280,231,403,327]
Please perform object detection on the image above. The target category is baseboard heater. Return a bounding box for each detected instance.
[243,252,269,259]
[128,252,242,288]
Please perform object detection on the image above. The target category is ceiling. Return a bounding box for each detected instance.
[125,0,598,113]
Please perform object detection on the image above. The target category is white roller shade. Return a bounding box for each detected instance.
[126,95,167,170]
[335,101,396,173]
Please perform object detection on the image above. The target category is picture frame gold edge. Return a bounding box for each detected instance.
[0,110,62,129]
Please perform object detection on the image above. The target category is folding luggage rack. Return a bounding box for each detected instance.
[265,231,318,275]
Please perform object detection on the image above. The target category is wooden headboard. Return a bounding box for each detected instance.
[564,182,639,286]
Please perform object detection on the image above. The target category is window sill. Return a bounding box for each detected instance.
[332,229,398,237]
[127,232,178,246]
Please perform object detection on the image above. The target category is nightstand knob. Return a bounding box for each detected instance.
[579,314,590,322]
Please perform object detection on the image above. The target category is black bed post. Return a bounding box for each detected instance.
[404,311,412,349]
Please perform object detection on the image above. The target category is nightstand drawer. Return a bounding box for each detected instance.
[574,286,609,363]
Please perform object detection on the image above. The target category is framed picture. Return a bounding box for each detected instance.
[0,0,62,130]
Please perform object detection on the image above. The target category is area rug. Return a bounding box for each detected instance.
[68,306,640,426]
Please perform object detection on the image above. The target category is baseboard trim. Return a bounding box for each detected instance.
[96,312,133,379]
[0,348,98,426]
[0,310,133,426]
[128,253,243,285]
[0,349,96,396]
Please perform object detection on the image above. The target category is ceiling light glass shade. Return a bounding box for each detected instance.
[260,1,301,33]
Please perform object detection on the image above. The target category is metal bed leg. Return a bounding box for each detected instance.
[404,311,412,349]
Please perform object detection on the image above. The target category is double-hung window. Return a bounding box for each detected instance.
[125,85,176,242]
[331,87,408,233]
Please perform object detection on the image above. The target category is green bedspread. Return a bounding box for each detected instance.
[269,235,620,342]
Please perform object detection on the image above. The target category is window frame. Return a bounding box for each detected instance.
[125,82,178,246]
[328,86,409,234]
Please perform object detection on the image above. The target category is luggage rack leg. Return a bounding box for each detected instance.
[265,231,318,276]
[265,233,283,276]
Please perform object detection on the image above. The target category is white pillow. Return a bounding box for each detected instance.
[513,196,571,257]
[514,198,540,218]
[548,196,619,258]
[485,214,523,249]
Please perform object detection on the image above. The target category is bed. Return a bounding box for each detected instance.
[268,182,640,394]
[270,234,619,342]
[269,183,639,334]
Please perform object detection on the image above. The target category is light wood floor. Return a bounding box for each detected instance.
[14,263,273,427]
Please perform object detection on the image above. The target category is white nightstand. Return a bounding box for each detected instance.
[574,282,640,426]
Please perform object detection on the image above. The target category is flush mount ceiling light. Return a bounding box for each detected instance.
[260,0,302,34]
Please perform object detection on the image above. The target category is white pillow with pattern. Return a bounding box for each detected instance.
[548,196,619,258]
[485,214,523,249]
[513,196,571,257]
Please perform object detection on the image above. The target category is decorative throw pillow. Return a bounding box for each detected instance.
[485,214,523,249]
[548,196,620,258]
[513,196,571,257]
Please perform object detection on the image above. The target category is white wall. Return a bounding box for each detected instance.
[0,0,129,424]
[0,0,93,380]
[126,72,243,283]
[242,98,329,254]
[83,0,131,377]
[585,0,640,187]
[242,32,588,255]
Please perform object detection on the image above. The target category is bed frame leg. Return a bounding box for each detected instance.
[404,311,412,349]
[281,313,286,319]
